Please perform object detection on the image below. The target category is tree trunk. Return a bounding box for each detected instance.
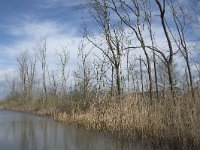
[186,59,195,99]
[116,64,121,97]
[140,56,144,97]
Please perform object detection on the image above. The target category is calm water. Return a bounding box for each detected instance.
[0,109,173,150]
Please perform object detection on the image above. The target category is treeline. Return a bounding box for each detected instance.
[7,0,200,103]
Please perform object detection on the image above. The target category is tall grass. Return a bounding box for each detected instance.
[55,94,200,147]
[1,93,200,147]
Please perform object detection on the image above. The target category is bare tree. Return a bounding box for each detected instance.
[49,71,58,97]
[57,45,70,96]
[126,50,131,93]
[167,0,195,99]
[86,0,128,97]
[139,56,144,97]
[144,0,177,96]
[110,0,153,100]
[6,73,18,100]
[92,56,110,98]
[16,50,29,96]
[35,39,48,100]
[192,48,200,88]
[16,50,37,100]
[27,54,37,99]
[73,42,92,101]
[143,0,159,99]
[156,58,168,97]
[190,0,200,29]
[129,58,138,92]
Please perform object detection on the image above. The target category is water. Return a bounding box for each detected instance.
[0,109,169,150]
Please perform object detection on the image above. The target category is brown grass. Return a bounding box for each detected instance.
[1,94,200,148]
[60,95,200,145]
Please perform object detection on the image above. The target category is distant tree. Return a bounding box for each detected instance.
[57,45,70,96]
[49,71,58,97]
[6,73,18,100]
[73,42,92,101]
[16,50,29,96]
[16,50,37,100]
[34,39,48,100]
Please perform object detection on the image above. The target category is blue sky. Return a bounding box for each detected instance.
[0,0,89,68]
[0,0,84,43]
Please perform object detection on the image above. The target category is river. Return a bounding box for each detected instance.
[0,109,176,150]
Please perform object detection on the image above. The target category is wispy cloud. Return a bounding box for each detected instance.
[9,21,64,39]
[39,0,85,9]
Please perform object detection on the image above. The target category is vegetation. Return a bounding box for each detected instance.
[1,0,200,148]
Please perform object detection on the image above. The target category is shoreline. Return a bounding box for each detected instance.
[0,98,199,149]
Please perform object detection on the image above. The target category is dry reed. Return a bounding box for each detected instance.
[1,94,200,147]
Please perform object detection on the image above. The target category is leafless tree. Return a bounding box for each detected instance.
[73,42,92,101]
[167,0,195,99]
[49,71,58,97]
[92,56,110,99]
[16,50,37,100]
[16,50,29,96]
[86,0,129,97]
[57,45,70,96]
[27,54,37,99]
[6,73,18,100]
[35,39,48,100]
[139,56,144,97]
[145,0,177,96]
[110,0,153,100]
[190,0,200,29]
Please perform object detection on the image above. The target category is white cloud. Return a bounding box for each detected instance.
[38,0,85,9]
[2,32,82,72]
[9,21,63,39]
[1,17,82,63]
[0,68,15,82]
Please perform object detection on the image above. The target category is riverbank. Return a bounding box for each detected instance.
[0,95,199,149]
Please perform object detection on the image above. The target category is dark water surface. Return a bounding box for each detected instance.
[0,109,172,150]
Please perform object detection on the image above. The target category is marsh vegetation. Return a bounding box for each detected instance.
[1,0,200,148]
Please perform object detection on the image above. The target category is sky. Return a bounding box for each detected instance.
[0,0,199,99]
[0,0,88,98]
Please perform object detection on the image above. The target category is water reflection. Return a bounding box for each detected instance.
[0,110,165,150]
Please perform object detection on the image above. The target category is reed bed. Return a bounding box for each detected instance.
[55,94,200,147]
[1,94,200,147]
